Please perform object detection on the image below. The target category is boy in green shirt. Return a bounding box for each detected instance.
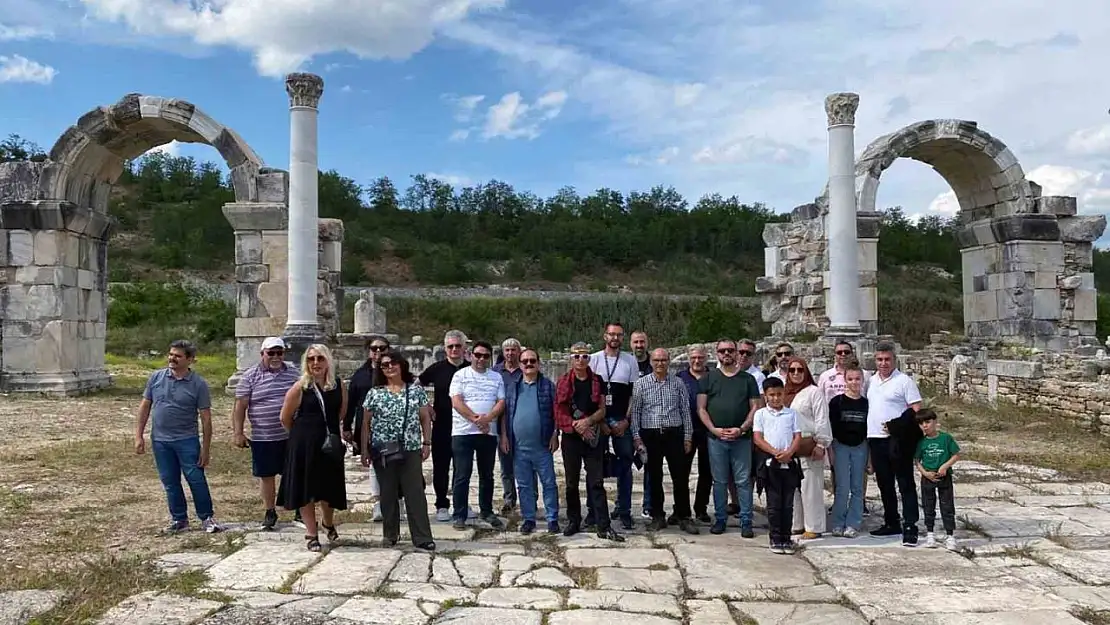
[914,409,961,550]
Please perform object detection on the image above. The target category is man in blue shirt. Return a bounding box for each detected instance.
[135,339,221,534]
[493,338,524,515]
[501,348,560,534]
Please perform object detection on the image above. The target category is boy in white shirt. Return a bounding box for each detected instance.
[752,376,802,555]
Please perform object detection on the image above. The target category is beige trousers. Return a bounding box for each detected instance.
[792,456,827,533]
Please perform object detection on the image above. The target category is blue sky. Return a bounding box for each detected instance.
[3,0,1110,238]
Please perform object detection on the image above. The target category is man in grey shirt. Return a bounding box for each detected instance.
[135,339,221,534]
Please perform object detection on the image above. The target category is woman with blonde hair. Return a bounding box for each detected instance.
[783,355,831,540]
[280,344,349,552]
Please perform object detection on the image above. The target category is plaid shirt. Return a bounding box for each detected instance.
[630,372,693,442]
[554,369,603,433]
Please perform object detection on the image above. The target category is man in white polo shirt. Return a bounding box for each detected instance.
[866,341,923,546]
[449,340,507,531]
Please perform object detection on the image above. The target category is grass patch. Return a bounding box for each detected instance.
[103,351,237,395]
[647,563,670,571]
[565,567,597,589]
[1072,606,1110,625]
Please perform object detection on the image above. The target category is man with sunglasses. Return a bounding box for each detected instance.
[589,322,641,530]
[818,341,871,402]
[697,338,763,536]
[344,335,391,521]
[493,338,524,516]
[501,349,560,534]
[449,340,507,530]
[419,330,471,522]
[769,343,794,382]
[232,336,302,530]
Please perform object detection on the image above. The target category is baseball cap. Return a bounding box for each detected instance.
[261,337,286,351]
[570,342,591,354]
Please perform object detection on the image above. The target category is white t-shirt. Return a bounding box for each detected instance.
[865,369,922,439]
[745,365,766,390]
[753,406,800,451]
[449,366,506,437]
[588,350,639,385]
[769,370,786,383]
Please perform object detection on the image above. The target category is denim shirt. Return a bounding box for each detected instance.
[502,374,555,452]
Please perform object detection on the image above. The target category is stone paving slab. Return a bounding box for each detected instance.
[156,551,225,574]
[872,612,1089,625]
[196,605,363,625]
[685,598,735,625]
[675,543,818,598]
[95,591,222,625]
[225,590,345,613]
[205,543,322,592]
[567,589,682,616]
[329,597,428,624]
[384,582,477,603]
[730,601,868,624]
[477,587,562,609]
[294,548,402,595]
[548,608,680,625]
[1035,547,1110,584]
[433,606,542,625]
[565,547,676,568]
[596,566,684,594]
[0,589,66,625]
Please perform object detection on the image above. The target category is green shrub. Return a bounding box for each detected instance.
[107,283,235,355]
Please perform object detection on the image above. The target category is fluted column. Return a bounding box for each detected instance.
[825,92,861,335]
[283,73,325,357]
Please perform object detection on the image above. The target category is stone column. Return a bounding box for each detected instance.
[824,92,862,336]
[283,73,325,361]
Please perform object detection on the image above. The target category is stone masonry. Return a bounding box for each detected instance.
[758,107,1107,348]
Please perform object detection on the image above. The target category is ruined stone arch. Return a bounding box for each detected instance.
[0,93,306,394]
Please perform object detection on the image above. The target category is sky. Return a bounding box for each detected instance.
[2,0,1110,245]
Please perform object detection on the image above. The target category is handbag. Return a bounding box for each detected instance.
[313,384,346,462]
[373,385,410,465]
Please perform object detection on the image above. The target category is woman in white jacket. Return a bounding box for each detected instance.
[784,356,832,539]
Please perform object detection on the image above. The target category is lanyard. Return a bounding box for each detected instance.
[604,350,620,387]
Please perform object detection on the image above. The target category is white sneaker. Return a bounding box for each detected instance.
[842,527,858,538]
[400,502,407,522]
[923,532,937,548]
[436,508,451,522]
[202,517,222,534]
[945,535,958,550]
[372,503,383,522]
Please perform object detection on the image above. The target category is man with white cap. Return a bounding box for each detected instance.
[233,336,303,529]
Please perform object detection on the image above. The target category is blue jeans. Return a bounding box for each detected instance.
[452,434,497,522]
[499,444,516,506]
[609,429,635,517]
[831,441,868,530]
[513,446,558,523]
[707,436,752,525]
[153,437,214,522]
[641,469,652,512]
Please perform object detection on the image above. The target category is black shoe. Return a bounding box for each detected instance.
[520,520,536,535]
[563,522,581,537]
[902,526,919,547]
[666,513,681,526]
[710,521,726,535]
[599,527,626,542]
[610,510,620,520]
[500,502,515,516]
[695,511,712,524]
[481,514,505,530]
[416,541,436,551]
[680,519,700,535]
[647,518,667,532]
[870,524,901,537]
[619,515,634,530]
[547,521,561,534]
[583,514,597,530]
[262,508,278,530]
[741,524,755,539]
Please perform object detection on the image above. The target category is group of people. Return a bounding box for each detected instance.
[134,325,962,556]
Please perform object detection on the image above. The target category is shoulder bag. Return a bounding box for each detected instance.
[314,384,347,462]
[372,385,411,465]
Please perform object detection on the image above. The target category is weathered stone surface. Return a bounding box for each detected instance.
[206,542,322,591]
[871,610,1087,624]
[548,609,679,625]
[595,567,683,594]
[477,588,561,609]
[96,591,222,625]
[389,553,432,583]
[512,567,576,588]
[434,607,542,625]
[329,597,427,625]
[1037,548,1110,585]
[684,599,734,625]
[567,589,682,617]
[565,547,676,569]
[825,92,860,126]
[294,548,402,595]
[675,544,817,598]
[498,555,551,572]
[384,583,476,604]
[454,555,497,587]
[1058,215,1107,243]
[730,601,867,624]
[196,605,360,625]
[430,557,462,585]
[0,589,66,625]
[226,591,343,613]
[155,551,225,574]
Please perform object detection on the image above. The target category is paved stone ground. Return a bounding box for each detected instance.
[6,455,1110,624]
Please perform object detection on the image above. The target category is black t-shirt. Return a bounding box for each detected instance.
[829,394,869,447]
[572,377,597,418]
[418,359,470,421]
[637,358,653,377]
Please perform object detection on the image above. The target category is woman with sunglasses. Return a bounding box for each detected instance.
[360,349,436,550]
[783,356,831,540]
[279,344,349,552]
[344,335,392,522]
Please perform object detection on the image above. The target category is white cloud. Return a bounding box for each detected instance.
[0,23,53,40]
[146,140,182,157]
[481,90,567,140]
[75,0,506,77]
[340,84,352,93]
[0,54,57,84]
[449,129,470,142]
[1066,124,1110,157]
[427,171,474,186]
[446,94,485,122]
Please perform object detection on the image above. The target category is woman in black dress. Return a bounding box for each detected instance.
[280,343,349,551]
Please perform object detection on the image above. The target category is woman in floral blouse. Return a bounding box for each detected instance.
[360,349,435,550]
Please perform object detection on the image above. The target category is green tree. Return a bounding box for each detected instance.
[0,133,45,162]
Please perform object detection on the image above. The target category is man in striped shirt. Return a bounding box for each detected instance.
[233,336,302,530]
[630,348,697,534]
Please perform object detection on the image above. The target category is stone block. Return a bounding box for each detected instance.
[1036,195,1077,216]
[1067,241,1094,270]
[60,231,80,266]
[1031,271,1057,289]
[856,213,881,238]
[8,230,33,265]
[85,290,103,321]
[996,286,1032,319]
[60,286,79,321]
[318,218,344,242]
[1060,272,1095,290]
[754,276,784,293]
[222,203,287,231]
[1074,288,1098,321]
[4,284,62,320]
[986,359,1044,379]
[261,232,288,279]
[762,223,789,247]
[791,203,819,222]
[77,269,95,290]
[990,213,1060,243]
[1058,215,1107,243]
[0,229,7,266]
[236,263,269,283]
[256,169,289,203]
[256,281,287,321]
[1001,241,1064,272]
[229,162,259,202]
[801,294,823,309]
[320,240,341,272]
[235,316,285,338]
[13,266,61,285]
[857,239,877,272]
[763,247,778,277]
[1033,288,1060,320]
[858,286,877,321]
[964,291,998,323]
[234,232,263,265]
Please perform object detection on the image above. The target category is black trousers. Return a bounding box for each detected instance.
[921,474,956,534]
[869,438,919,531]
[763,460,801,544]
[375,451,434,546]
[641,426,691,520]
[562,432,610,530]
[685,429,712,514]
[431,414,453,510]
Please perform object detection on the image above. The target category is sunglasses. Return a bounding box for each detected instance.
[738,349,753,356]
[777,351,793,358]
[717,348,735,354]
[571,354,590,360]
[306,355,326,363]
[446,344,464,349]
[472,352,491,360]
[265,350,284,357]
[369,345,388,352]
[380,360,398,368]
[788,367,806,373]
[521,358,538,365]
[835,350,852,356]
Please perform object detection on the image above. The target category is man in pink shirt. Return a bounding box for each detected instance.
[818,341,871,403]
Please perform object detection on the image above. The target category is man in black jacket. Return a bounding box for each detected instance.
[419,330,472,522]
[343,335,391,455]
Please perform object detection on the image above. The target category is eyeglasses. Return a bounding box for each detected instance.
[265,350,284,357]
[606,332,624,338]
[369,345,388,352]
[472,352,491,360]
[777,351,793,358]
[788,367,806,373]
[380,360,397,368]
[835,350,852,356]
[521,358,538,365]
[306,355,326,363]
[738,349,753,356]
[571,354,590,360]
[650,358,669,363]
[717,348,735,354]
[446,344,464,350]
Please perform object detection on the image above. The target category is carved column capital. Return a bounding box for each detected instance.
[285,73,324,109]
[824,92,860,127]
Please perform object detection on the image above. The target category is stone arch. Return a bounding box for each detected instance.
[0,93,294,394]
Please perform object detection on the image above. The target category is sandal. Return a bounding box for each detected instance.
[322,523,339,542]
[305,535,321,552]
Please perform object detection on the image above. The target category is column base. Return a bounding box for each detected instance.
[822,326,864,340]
[0,370,113,396]
[282,322,327,367]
